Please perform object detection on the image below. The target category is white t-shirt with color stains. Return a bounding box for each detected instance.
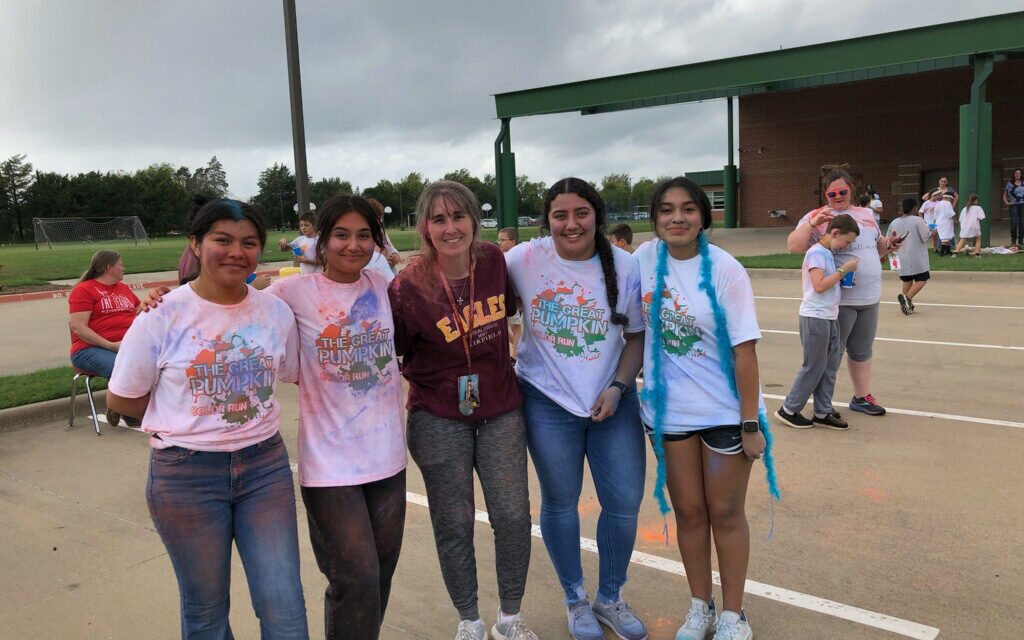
[505,236,643,418]
[267,271,406,487]
[109,284,299,451]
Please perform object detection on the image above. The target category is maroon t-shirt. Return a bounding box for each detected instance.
[389,242,523,421]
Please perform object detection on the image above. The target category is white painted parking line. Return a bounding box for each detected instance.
[755,295,1024,311]
[405,491,940,639]
[762,394,1024,429]
[761,328,1024,351]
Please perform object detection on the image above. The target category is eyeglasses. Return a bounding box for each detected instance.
[826,188,850,198]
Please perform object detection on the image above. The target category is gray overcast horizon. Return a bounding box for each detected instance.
[0,1,1009,201]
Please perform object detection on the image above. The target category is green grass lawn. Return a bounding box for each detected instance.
[0,222,658,288]
[0,366,107,410]
[736,251,1024,271]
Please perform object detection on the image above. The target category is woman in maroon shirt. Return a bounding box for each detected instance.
[389,180,538,640]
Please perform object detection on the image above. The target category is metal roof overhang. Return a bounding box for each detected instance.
[493,11,1024,119]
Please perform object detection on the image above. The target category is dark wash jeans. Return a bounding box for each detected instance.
[300,470,406,640]
[146,432,308,640]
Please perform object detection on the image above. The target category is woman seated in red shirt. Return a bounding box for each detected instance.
[69,250,141,425]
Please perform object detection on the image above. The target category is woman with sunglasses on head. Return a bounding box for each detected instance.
[106,199,308,639]
[636,177,778,640]
[786,165,901,419]
[504,177,647,640]
[388,181,538,640]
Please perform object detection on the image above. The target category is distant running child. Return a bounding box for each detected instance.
[776,213,860,430]
[887,198,932,315]
[279,210,319,274]
[954,193,985,257]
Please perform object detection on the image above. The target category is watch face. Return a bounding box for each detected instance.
[742,421,760,432]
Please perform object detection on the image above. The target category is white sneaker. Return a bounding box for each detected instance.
[491,608,539,640]
[712,610,752,640]
[675,597,717,640]
[456,618,486,640]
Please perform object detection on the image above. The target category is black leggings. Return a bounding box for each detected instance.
[301,470,406,640]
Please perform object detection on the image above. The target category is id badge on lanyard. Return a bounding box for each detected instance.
[439,261,481,416]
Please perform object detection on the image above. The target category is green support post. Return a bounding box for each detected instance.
[494,118,518,229]
[959,54,994,246]
[723,96,738,228]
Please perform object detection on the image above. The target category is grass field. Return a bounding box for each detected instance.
[0,223,656,288]
[0,366,107,410]
[3,221,1019,288]
[735,251,1024,271]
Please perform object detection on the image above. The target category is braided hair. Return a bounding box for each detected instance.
[541,177,628,326]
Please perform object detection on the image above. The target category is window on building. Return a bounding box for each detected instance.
[708,190,725,210]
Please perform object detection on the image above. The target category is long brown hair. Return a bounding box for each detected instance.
[414,180,481,273]
[78,250,121,284]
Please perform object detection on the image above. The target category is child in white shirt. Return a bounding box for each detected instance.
[278,211,319,274]
[933,194,957,256]
[954,193,986,257]
[777,214,860,429]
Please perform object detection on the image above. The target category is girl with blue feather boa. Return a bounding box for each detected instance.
[636,177,779,640]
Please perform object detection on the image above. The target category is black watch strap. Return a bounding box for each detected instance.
[742,419,760,433]
[609,381,628,393]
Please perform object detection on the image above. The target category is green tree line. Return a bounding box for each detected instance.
[1,153,665,243]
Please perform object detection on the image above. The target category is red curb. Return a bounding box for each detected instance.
[0,270,280,305]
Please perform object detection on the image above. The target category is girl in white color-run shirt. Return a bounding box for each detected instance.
[504,177,648,640]
[954,193,986,257]
[107,199,308,638]
[267,195,406,640]
[636,177,770,640]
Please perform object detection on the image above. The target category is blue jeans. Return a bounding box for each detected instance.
[520,379,645,604]
[1010,203,1024,245]
[147,432,308,639]
[70,346,117,379]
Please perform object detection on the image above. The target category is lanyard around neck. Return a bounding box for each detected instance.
[438,258,476,373]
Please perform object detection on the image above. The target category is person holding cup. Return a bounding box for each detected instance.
[776,213,860,430]
[786,165,901,417]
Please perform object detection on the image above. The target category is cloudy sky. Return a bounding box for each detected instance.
[0,1,1009,200]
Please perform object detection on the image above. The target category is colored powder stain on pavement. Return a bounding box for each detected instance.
[861,486,888,503]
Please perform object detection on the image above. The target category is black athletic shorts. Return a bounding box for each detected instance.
[644,424,743,455]
[898,271,930,282]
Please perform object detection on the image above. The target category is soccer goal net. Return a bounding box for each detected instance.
[32,216,151,249]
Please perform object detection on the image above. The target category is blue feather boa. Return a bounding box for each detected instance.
[643,234,781,521]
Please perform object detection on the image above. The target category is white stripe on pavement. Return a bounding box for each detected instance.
[761,394,1024,429]
[404,491,940,639]
[760,328,1024,351]
[755,295,1024,311]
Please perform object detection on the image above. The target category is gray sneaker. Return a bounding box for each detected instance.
[566,599,604,640]
[456,619,486,640]
[712,610,752,640]
[592,598,649,640]
[491,608,538,640]
[675,597,717,640]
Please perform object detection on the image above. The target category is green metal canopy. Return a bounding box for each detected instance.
[491,10,1024,242]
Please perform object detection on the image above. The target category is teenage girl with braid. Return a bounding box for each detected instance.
[635,177,776,640]
[505,177,647,640]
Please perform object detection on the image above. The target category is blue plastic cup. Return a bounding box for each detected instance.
[246,273,257,284]
[840,270,855,288]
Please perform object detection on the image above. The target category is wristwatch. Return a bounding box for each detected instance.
[609,381,628,393]
[741,419,760,433]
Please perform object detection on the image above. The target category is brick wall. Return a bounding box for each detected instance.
[737,59,1024,227]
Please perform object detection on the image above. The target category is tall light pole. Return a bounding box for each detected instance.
[283,0,310,223]
[383,205,392,230]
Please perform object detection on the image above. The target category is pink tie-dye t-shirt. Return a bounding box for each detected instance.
[267,271,406,487]
[109,284,299,451]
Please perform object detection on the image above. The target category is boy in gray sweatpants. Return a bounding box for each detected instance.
[777,214,861,430]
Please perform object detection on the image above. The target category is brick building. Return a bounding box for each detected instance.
[737,58,1024,227]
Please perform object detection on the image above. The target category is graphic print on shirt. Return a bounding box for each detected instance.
[641,285,705,359]
[434,294,507,345]
[186,332,276,426]
[314,288,394,392]
[96,290,136,314]
[529,279,609,359]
